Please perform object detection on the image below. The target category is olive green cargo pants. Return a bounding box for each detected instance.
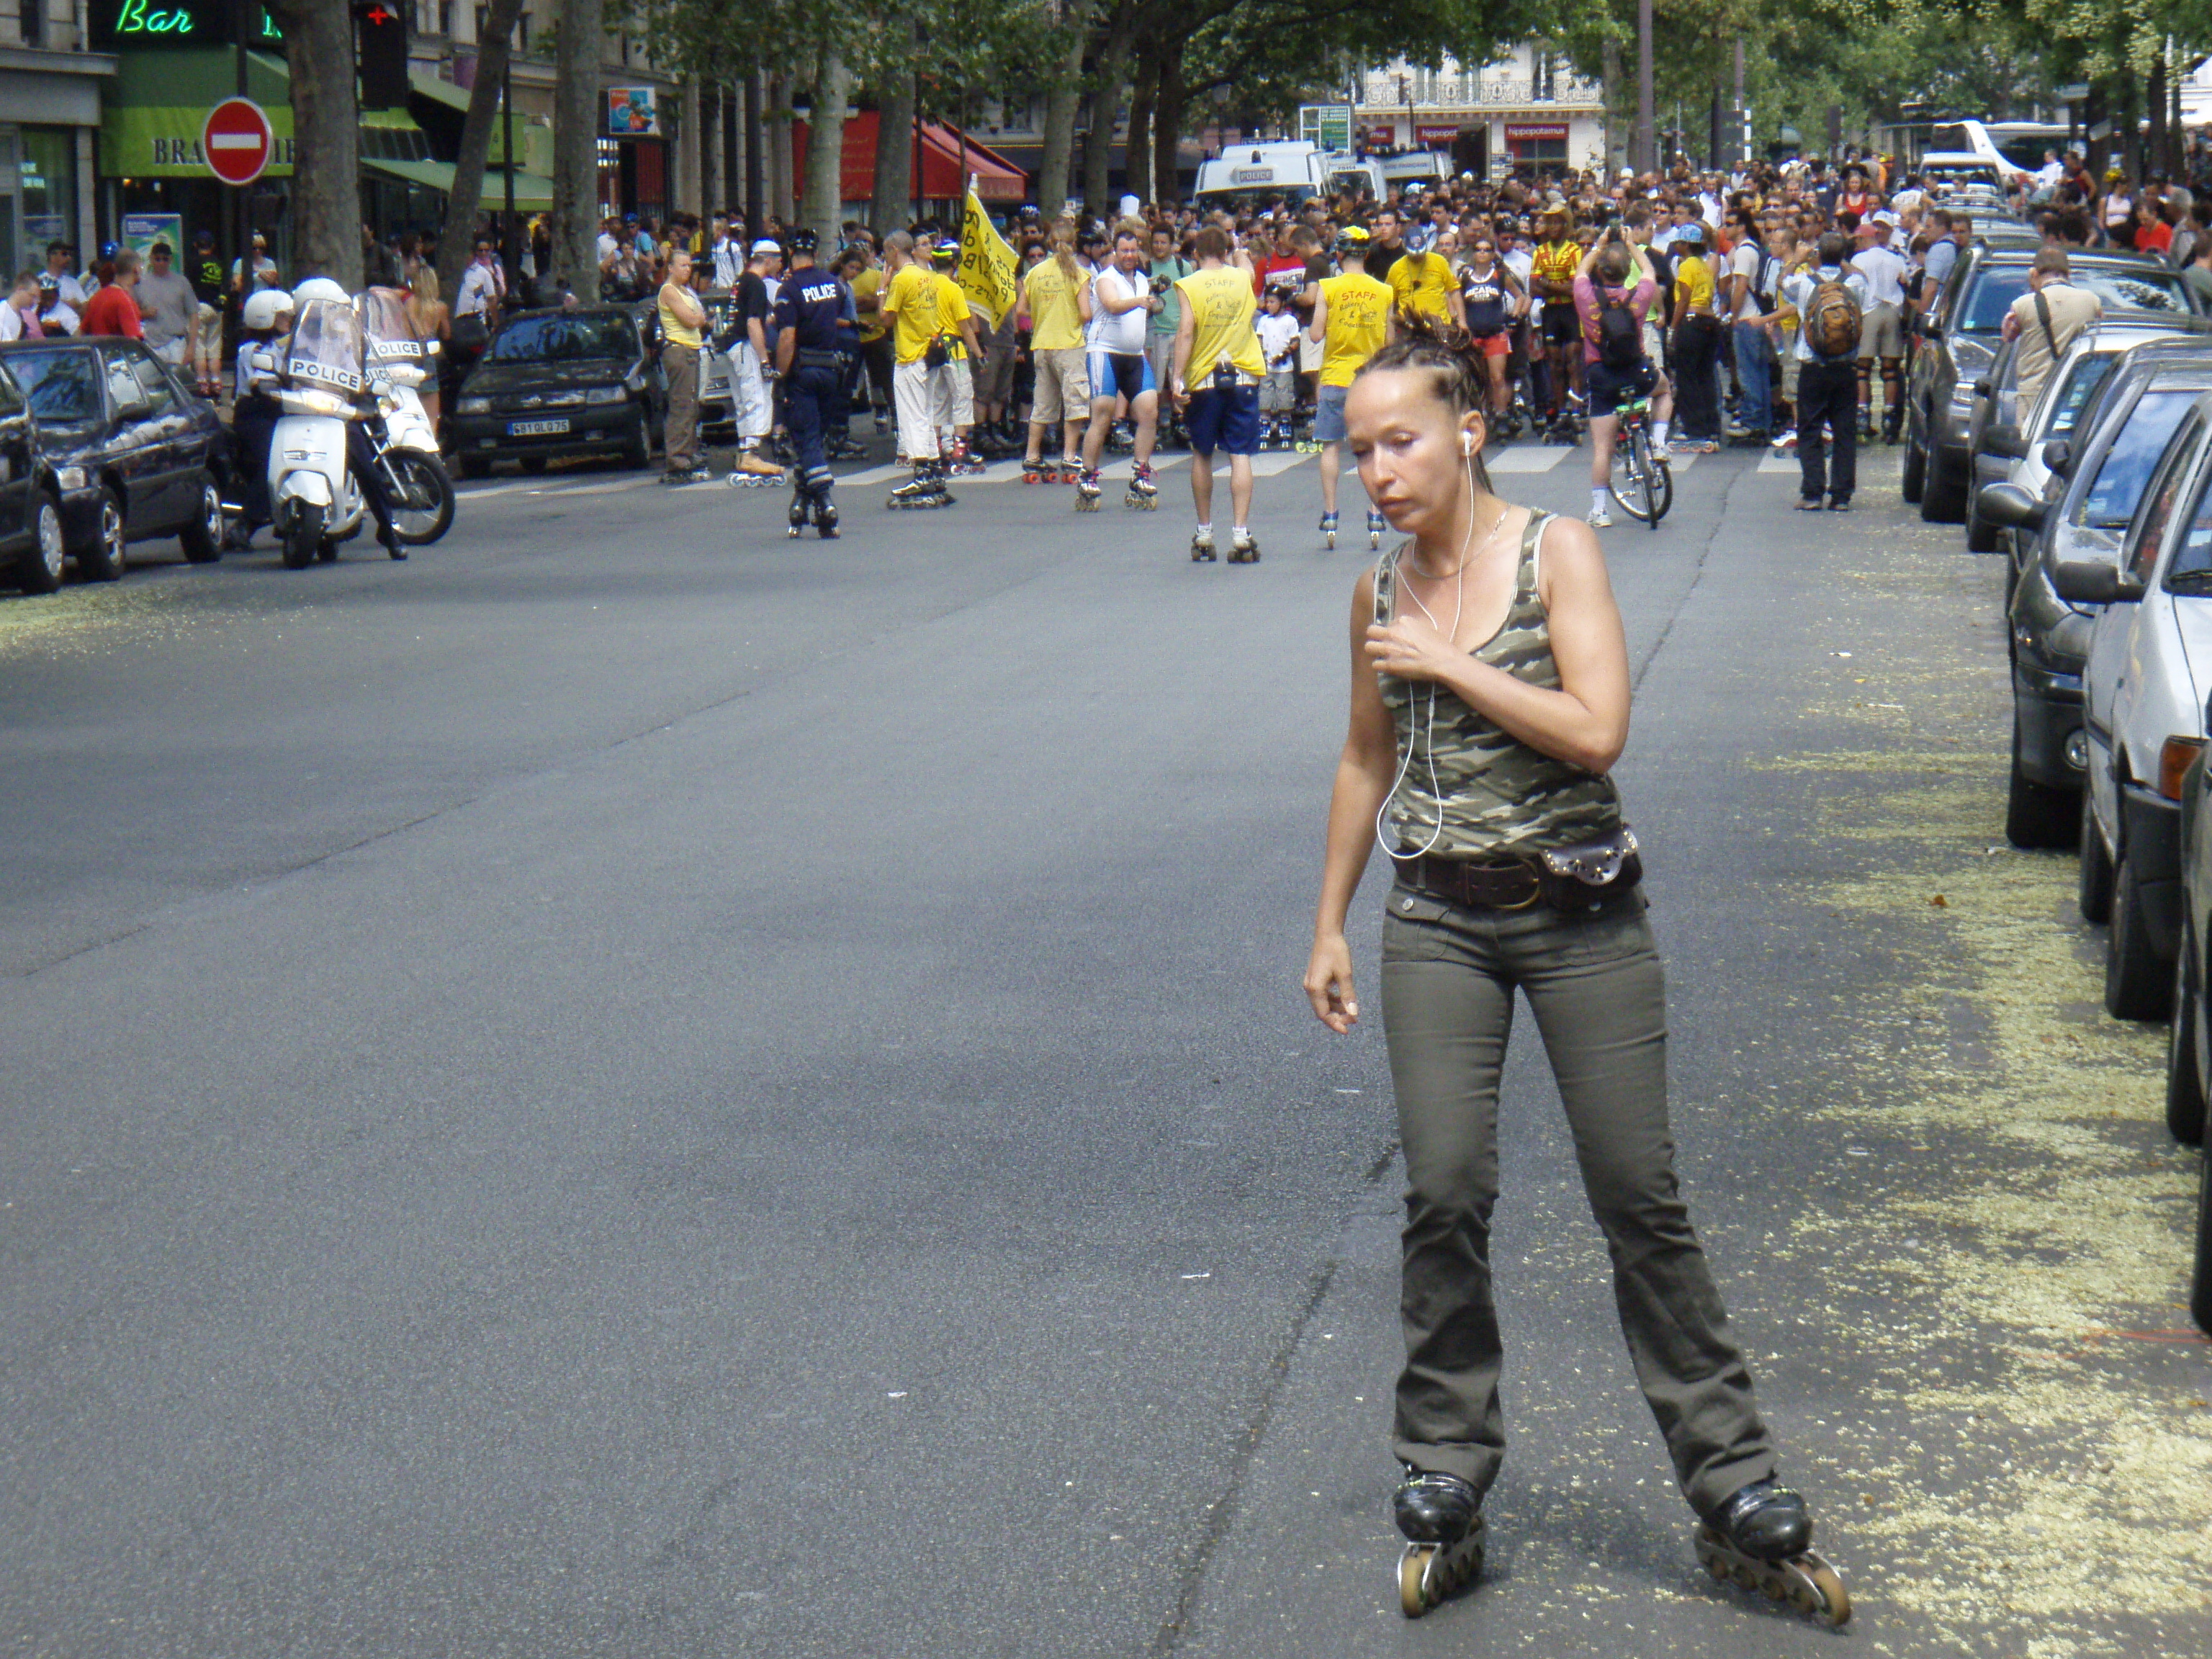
[1380,881,1776,1515]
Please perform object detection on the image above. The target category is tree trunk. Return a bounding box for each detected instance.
[1151,37,1184,208]
[1125,45,1156,210]
[871,60,917,232]
[268,1,361,288]
[745,69,764,240]
[437,0,525,294]
[1081,6,1136,215]
[678,73,701,218]
[768,73,795,225]
[1635,0,1654,175]
[702,81,722,214]
[2147,53,2169,177]
[801,49,851,243]
[1601,32,1622,175]
[1037,20,1089,220]
[552,0,603,303]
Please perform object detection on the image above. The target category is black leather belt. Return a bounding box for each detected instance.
[1398,854,1546,911]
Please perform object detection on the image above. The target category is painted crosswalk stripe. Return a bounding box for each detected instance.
[1489,446,1570,473]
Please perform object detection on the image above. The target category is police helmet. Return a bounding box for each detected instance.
[292,276,349,305]
[787,227,820,253]
[243,288,294,330]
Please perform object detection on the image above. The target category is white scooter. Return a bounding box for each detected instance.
[359,287,454,545]
[263,288,372,569]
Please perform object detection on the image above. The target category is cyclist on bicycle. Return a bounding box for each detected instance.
[1571,227,1673,529]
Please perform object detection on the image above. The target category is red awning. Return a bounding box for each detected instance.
[793,112,1029,209]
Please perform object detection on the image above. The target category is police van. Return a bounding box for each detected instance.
[1192,143,1385,209]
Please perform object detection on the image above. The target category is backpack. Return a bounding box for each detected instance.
[1805,276,1862,360]
[1596,284,1642,369]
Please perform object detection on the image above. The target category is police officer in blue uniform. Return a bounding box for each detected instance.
[773,228,850,539]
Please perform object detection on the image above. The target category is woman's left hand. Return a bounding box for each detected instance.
[1364,615,1460,683]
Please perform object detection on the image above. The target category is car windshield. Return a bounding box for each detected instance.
[2088,388,2201,528]
[3,349,98,421]
[1958,265,2198,333]
[488,314,638,362]
[2040,353,2116,440]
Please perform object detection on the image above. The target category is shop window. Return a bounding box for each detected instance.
[17,128,77,256]
[20,0,45,47]
[1532,50,1556,102]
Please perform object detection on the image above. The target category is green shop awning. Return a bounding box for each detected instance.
[102,48,426,179]
[360,157,554,214]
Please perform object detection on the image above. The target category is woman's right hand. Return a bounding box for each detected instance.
[1303,933,1359,1033]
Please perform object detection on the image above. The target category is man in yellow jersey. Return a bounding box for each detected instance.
[1170,224,1266,562]
[1016,231,1094,480]
[929,240,985,473]
[1385,239,1463,336]
[879,230,954,506]
[848,242,891,434]
[1303,226,1390,549]
[1530,204,1584,437]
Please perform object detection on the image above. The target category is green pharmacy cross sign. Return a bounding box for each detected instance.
[90,0,282,50]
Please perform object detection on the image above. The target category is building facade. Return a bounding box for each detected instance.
[1,0,107,276]
[1356,44,1607,181]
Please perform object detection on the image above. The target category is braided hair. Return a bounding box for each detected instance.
[1353,309,1496,494]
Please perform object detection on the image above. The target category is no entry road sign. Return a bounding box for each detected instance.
[202,98,274,187]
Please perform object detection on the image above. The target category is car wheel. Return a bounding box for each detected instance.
[2006,713,2077,849]
[179,474,225,563]
[1920,445,1967,523]
[1902,431,1926,503]
[1965,488,2001,552]
[80,488,127,583]
[458,456,490,480]
[2106,851,2172,1020]
[520,456,548,475]
[2080,788,2115,924]
[17,493,65,594]
[621,417,651,471]
[2170,943,2208,1145]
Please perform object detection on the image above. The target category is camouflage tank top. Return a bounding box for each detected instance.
[1375,511,1624,859]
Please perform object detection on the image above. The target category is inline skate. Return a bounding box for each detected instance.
[1320,509,1339,550]
[1693,1480,1849,1627]
[1074,467,1103,511]
[1228,529,1261,564]
[1190,528,1216,563]
[1125,461,1158,510]
[810,493,840,540]
[786,494,811,538]
[1394,1468,1484,1618]
[888,462,955,509]
[1367,508,1388,552]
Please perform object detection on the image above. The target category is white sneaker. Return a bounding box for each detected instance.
[1587,505,1614,529]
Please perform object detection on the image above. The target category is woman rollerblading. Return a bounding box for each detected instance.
[1301,315,1844,1628]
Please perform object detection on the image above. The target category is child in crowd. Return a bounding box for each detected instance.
[1256,287,1302,449]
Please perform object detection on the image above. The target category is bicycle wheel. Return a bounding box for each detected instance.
[1641,431,1674,526]
[1609,426,1658,523]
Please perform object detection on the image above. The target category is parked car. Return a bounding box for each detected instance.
[446,306,665,478]
[0,358,68,595]
[0,336,230,578]
[1904,248,2203,523]
[1983,341,2212,849]
[1968,319,2208,554]
[2059,387,2212,1017]
[2163,745,2212,1334]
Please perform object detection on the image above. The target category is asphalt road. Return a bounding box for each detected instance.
[2,432,2206,1658]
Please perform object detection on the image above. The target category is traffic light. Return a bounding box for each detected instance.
[356,1,408,110]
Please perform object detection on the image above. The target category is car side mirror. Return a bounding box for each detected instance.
[2051,559,2144,606]
[1984,429,2028,459]
[1973,377,1993,398]
[1978,482,2045,531]
[2042,438,2072,475]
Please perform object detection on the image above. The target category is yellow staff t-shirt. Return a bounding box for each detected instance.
[885,263,941,367]
[1386,251,1456,323]
[1022,259,1090,352]
[1176,265,1266,386]
[1318,272,1390,387]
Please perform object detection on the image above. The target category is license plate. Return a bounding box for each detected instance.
[508,418,570,436]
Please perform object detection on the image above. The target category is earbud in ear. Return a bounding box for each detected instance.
[1462,433,1475,455]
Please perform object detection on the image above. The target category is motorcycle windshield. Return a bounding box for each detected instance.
[360,287,427,367]
[284,298,367,395]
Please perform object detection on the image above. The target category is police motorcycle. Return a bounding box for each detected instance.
[357,285,455,544]
[253,281,374,567]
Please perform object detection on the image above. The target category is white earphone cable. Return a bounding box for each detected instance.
[1378,436,1483,863]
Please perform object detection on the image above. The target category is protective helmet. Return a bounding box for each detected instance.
[243,288,294,330]
[787,226,819,253]
[292,276,349,305]
[1334,225,1371,255]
